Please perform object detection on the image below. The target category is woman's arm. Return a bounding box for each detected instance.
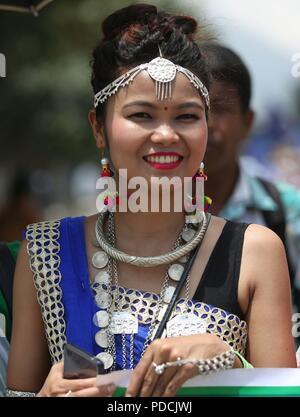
[241,224,296,367]
[6,240,51,392]
[6,240,117,397]
[126,223,296,397]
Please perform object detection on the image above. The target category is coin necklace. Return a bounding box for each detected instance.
[91,212,209,371]
[93,213,184,370]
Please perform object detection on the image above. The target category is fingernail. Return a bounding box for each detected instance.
[125,393,132,397]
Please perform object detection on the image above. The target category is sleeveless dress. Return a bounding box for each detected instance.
[25,217,249,367]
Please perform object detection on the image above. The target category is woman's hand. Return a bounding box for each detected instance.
[126,333,234,397]
[37,362,116,397]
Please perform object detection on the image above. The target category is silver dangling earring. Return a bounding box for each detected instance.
[185,162,206,224]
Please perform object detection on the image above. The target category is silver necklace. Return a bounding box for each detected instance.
[106,213,184,369]
[91,212,209,371]
[95,211,207,267]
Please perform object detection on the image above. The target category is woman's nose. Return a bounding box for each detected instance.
[150,124,180,146]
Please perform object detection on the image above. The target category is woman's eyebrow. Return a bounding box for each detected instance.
[123,101,157,109]
[176,101,204,110]
[123,100,204,110]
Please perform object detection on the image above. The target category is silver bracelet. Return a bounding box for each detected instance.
[152,349,235,376]
[6,388,36,397]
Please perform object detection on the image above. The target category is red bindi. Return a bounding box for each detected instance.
[164,106,168,111]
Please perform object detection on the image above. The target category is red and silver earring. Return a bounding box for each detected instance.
[96,154,119,212]
[194,162,212,212]
[100,157,114,178]
[186,162,211,223]
[193,162,208,181]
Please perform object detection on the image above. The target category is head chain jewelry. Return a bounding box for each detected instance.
[94,57,209,108]
[152,349,235,376]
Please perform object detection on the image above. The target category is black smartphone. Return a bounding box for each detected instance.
[63,343,105,379]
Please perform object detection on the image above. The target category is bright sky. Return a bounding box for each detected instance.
[181,0,300,122]
[201,0,300,52]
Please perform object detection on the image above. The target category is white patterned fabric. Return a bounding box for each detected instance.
[92,284,248,355]
[26,221,66,363]
[26,219,248,366]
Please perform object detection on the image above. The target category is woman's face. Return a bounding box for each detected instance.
[91,71,207,183]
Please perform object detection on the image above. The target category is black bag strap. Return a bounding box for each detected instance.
[257,178,286,242]
[257,177,295,281]
[153,213,212,340]
[0,242,16,317]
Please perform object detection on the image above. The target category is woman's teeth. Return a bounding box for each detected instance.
[145,155,180,163]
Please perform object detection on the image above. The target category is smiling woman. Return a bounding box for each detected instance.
[91,71,207,187]
[6,3,297,398]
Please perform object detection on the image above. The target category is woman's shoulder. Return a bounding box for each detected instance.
[239,222,288,289]
[243,222,284,250]
[212,217,286,272]
[24,215,89,239]
[216,216,283,248]
[25,215,86,229]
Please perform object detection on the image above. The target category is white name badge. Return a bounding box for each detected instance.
[166,313,207,337]
[110,312,138,335]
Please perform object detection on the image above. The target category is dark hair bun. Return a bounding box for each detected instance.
[172,16,197,36]
[102,4,197,41]
[91,3,209,117]
[102,4,157,41]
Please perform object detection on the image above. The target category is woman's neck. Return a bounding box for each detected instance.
[114,210,186,256]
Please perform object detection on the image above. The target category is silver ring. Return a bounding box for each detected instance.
[64,390,72,397]
[152,362,165,375]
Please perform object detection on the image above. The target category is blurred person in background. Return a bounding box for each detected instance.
[0,171,44,242]
[0,237,22,397]
[0,171,41,396]
[201,43,300,333]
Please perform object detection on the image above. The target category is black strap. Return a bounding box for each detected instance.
[257,178,286,242]
[257,177,295,282]
[153,213,212,340]
[0,242,16,317]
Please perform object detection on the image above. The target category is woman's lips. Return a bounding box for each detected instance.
[143,153,183,170]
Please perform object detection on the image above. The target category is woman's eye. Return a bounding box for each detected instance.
[176,114,199,120]
[129,112,152,119]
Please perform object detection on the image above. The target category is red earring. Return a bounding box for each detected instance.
[193,162,211,212]
[193,162,208,181]
[100,157,113,178]
[100,157,120,207]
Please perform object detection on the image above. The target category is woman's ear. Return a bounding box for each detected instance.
[88,109,106,149]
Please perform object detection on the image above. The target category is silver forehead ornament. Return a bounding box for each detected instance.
[94,57,209,108]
